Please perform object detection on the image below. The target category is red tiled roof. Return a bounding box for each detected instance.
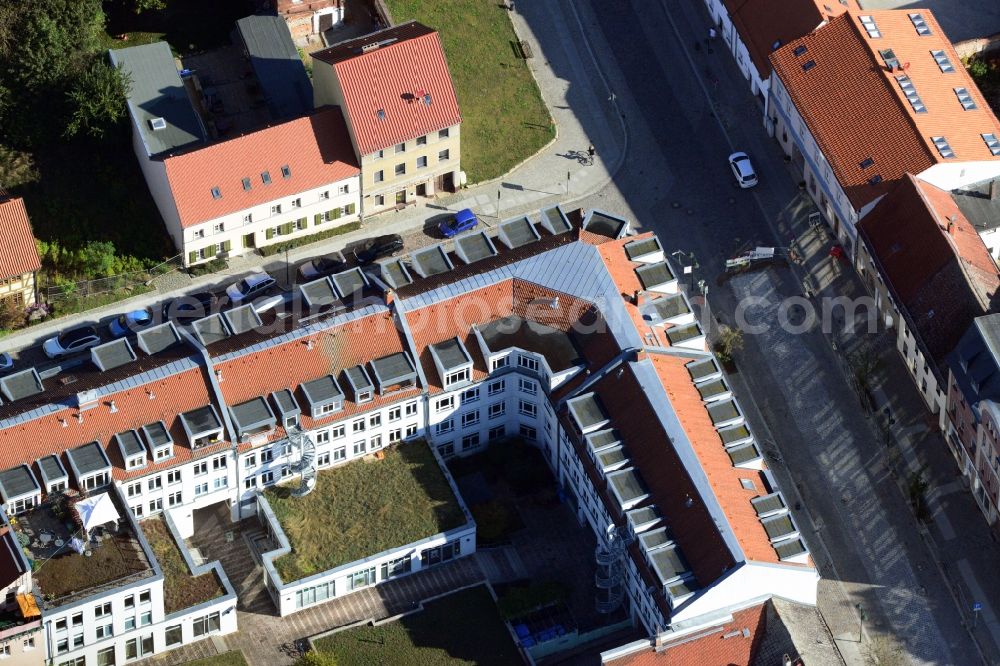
[0,194,41,279]
[606,602,767,665]
[724,0,851,78]
[0,366,225,484]
[770,10,1000,210]
[163,107,359,229]
[597,234,675,347]
[649,352,790,565]
[859,174,1000,365]
[213,310,421,431]
[313,22,462,155]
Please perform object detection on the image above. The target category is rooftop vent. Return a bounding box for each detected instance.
[859,15,881,39]
[149,117,167,131]
[909,12,931,35]
[360,37,398,54]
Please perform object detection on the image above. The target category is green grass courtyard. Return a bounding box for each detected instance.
[180,651,248,666]
[265,440,467,582]
[313,585,520,665]
[386,0,554,183]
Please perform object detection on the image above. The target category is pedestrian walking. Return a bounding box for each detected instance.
[708,27,717,40]
[587,144,596,164]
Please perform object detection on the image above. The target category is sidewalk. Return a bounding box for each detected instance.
[0,1,626,356]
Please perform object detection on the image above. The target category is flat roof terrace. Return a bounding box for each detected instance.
[478,316,580,372]
[19,493,153,608]
[264,439,466,582]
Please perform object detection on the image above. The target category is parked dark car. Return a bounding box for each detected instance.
[297,253,348,282]
[353,234,404,265]
[161,291,217,325]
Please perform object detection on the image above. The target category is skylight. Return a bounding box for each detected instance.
[931,50,954,73]
[859,15,881,39]
[909,13,931,36]
[878,48,900,70]
[793,45,808,57]
[868,174,883,186]
[955,87,977,111]
[210,187,222,200]
[931,136,955,159]
[983,133,1000,156]
[859,157,875,169]
[802,60,816,72]
[242,177,252,191]
[895,75,926,113]
[281,165,291,179]
[261,171,272,185]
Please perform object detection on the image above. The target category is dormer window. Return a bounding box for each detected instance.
[36,455,69,495]
[300,375,345,418]
[429,338,473,390]
[270,389,301,430]
[141,421,174,461]
[368,353,417,394]
[66,441,112,491]
[115,430,147,470]
[344,365,375,404]
[445,368,470,386]
[0,465,41,516]
[179,406,225,450]
[229,397,277,441]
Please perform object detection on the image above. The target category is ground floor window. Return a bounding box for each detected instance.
[296,581,334,608]
[350,566,376,591]
[58,659,85,666]
[437,442,454,458]
[461,433,480,451]
[97,646,116,666]
[422,541,461,566]
[165,625,182,647]
[380,555,411,581]
[488,426,506,442]
[193,612,221,638]
[519,425,537,441]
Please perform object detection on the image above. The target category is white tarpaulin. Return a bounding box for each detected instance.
[75,493,120,532]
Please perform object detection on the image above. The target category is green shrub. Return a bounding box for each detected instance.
[187,257,228,277]
[258,222,361,257]
[295,651,336,666]
[497,581,569,619]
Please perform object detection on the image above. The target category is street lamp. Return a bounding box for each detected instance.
[882,407,896,448]
[672,250,699,290]
[855,603,865,643]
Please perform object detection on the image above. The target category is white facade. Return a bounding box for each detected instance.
[702,0,770,103]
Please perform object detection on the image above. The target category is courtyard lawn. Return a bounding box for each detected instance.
[181,651,249,666]
[313,585,520,665]
[265,440,466,582]
[385,0,554,182]
[142,517,226,614]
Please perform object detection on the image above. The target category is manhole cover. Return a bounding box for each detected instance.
[671,201,681,208]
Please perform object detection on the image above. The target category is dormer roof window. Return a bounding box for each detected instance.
[270,389,302,429]
[369,353,417,393]
[114,429,147,470]
[229,397,277,441]
[65,441,112,491]
[429,338,473,389]
[299,375,344,418]
[141,421,174,462]
[179,405,225,450]
[343,365,374,404]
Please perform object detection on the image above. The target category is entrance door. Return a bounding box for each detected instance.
[395,190,406,204]
[243,233,255,249]
[416,183,426,197]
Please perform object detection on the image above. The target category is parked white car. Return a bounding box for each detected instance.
[43,325,102,359]
[225,272,277,305]
[728,151,758,188]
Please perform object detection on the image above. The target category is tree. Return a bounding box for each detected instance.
[7,0,104,91]
[714,325,744,364]
[0,145,40,190]
[64,59,133,138]
[295,651,336,666]
[132,0,166,13]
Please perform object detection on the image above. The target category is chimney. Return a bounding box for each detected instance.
[991,179,999,201]
[947,220,955,235]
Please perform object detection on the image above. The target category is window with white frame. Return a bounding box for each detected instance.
[488,379,505,395]
[462,433,480,451]
[353,441,366,455]
[436,418,454,434]
[491,355,509,371]
[518,378,537,395]
[194,461,208,476]
[462,410,480,427]
[405,423,417,437]
[318,452,331,467]
[488,402,506,419]
[445,368,470,386]
[488,425,506,441]
[370,435,383,450]
[193,612,221,637]
[520,424,537,441]
[389,428,402,443]
[405,401,418,416]
[338,184,349,195]
[333,446,346,461]
[437,442,454,457]
[332,424,346,439]
[261,449,274,463]
[436,396,454,412]
[168,491,182,507]
[148,476,162,491]
[315,430,330,445]
[462,387,479,403]
[369,413,381,427]
[149,498,163,513]
[194,482,209,496]
[244,454,256,468]
[167,470,181,484]
[389,405,402,421]
[127,482,141,497]
[353,418,366,433]
[518,355,539,372]
[519,400,537,417]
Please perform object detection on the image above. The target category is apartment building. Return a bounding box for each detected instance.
[0,527,41,665]
[768,10,1000,256]
[946,315,1000,529]
[857,174,1000,417]
[312,22,462,216]
[0,194,41,309]
[0,206,820,663]
[702,0,852,104]
[111,42,360,266]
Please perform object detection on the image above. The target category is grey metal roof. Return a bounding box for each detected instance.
[300,375,344,407]
[607,467,648,505]
[343,365,373,394]
[478,316,579,372]
[234,15,312,120]
[538,205,571,235]
[597,446,628,469]
[141,421,173,450]
[230,397,276,436]
[666,322,702,344]
[300,277,340,308]
[638,527,672,551]
[136,322,181,355]
[270,389,300,419]
[454,232,497,264]
[696,378,729,401]
[332,268,368,298]
[774,538,807,560]
[67,441,111,477]
[0,464,39,500]
[36,455,67,486]
[762,513,797,541]
[91,338,137,371]
[369,352,417,389]
[567,393,608,431]
[952,179,1000,232]
[114,429,145,458]
[108,42,205,157]
[397,242,645,354]
[582,209,628,239]
[751,493,787,516]
[381,260,413,289]
[626,506,661,531]
[410,246,453,278]
[0,368,44,402]
[193,313,232,346]
[635,262,675,290]
[180,405,223,437]
[624,237,662,260]
[430,337,471,371]
[498,216,540,249]
[223,304,263,336]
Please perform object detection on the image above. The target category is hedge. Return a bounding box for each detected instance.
[258,221,362,257]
